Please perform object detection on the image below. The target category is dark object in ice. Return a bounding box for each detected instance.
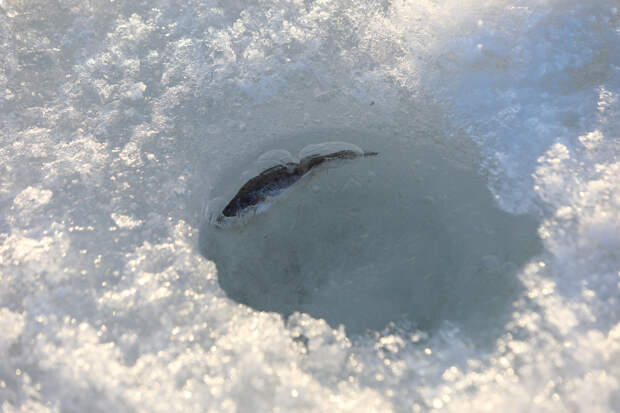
[220,149,378,218]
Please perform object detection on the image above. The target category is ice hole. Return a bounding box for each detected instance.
[199,131,542,339]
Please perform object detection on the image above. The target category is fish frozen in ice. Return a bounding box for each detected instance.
[209,142,378,226]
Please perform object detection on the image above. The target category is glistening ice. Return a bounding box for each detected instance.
[0,1,619,412]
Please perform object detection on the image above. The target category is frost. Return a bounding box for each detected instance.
[42,137,108,184]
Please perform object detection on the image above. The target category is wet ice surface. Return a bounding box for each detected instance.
[1,0,619,412]
[201,134,541,338]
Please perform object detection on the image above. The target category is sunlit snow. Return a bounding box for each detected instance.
[0,0,618,412]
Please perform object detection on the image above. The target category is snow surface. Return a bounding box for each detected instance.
[0,0,619,412]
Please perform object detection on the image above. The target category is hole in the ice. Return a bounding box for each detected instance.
[199,130,542,340]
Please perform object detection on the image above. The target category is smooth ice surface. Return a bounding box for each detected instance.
[1,0,619,412]
[201,133,541,338]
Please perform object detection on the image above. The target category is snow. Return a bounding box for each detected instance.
[0,0,619,412]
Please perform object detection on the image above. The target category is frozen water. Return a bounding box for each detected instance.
[0,0,619,412]
[201,132,541,339]
[205,141,373,226]
[297,141,365,160]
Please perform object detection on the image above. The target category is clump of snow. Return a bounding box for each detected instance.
[0,308,24,354]
[12,187,52,211]
[110,213,142,230]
